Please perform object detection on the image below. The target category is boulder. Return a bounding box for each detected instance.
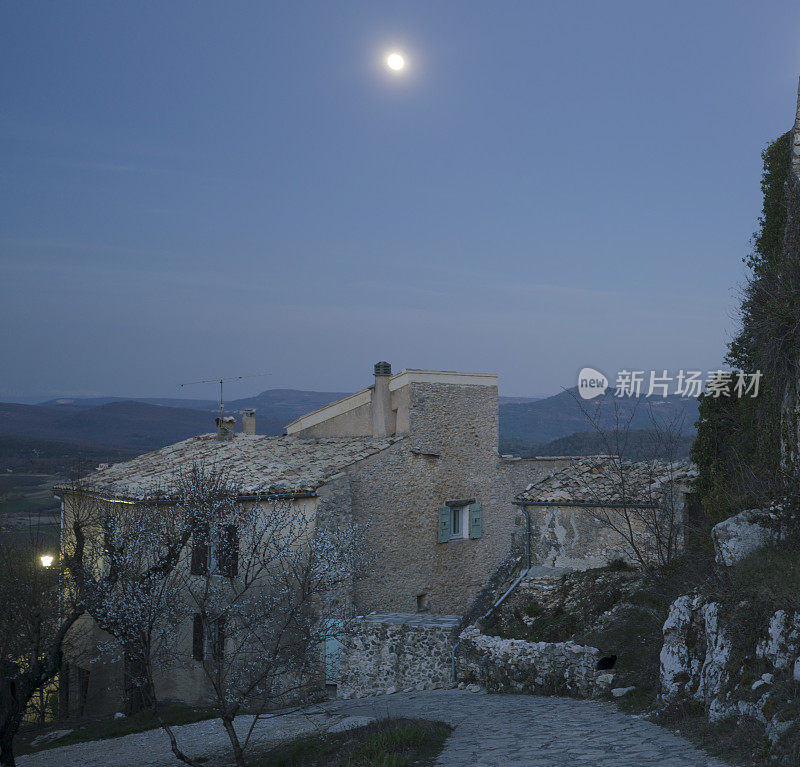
[711,509,777,566]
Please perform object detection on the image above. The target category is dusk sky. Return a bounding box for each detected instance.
[2,2,800,401]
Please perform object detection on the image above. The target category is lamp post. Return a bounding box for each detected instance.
[40,554,54,568]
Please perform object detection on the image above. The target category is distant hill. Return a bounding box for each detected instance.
[224,389,352,422]
[38,395,219,410]
[498,396,542,405]
[0,401,284,450]
[500,429,695,461]
[0,386,699,460]
[36,389,351,426]
[499,388,699,443]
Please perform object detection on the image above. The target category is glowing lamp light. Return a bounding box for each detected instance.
[40,555,54,568]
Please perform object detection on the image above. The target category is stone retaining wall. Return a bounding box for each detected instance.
[456,626,614,697]
[337,613,459,698]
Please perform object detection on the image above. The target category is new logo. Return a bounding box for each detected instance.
[577,367,608,400]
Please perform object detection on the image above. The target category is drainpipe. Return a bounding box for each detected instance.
[451,502,531,683]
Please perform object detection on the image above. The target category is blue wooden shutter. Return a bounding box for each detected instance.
[211,617,226,662]
[469,503,483,539]
[219,524,239,577]
[192,615,204,661]
[191,524,209,575]
[438,506,451,542]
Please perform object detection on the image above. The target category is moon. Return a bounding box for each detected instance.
[386,52,405,72]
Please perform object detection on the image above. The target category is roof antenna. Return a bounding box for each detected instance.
[179,373,270,421]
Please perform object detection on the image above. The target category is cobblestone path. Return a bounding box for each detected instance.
[19,689,730,767]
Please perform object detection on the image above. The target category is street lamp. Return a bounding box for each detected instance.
[40,554,54,568]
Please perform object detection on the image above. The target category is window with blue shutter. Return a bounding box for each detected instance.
[469,503,483,539]
[437,506,451,542]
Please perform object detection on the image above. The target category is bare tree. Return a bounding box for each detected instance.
[0,500,91,766]
[92,464,367,767]
[65,477,201,766]
[567,392,692,584]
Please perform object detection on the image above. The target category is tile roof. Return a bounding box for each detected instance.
[57,433,405,500]
[517,457,697,506]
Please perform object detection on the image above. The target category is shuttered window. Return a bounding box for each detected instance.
[190,523,210,576]
[439,502,483,542]
[437,506,451,542]
[192,615,204,661]
[192,524,239,577]
[215,524,239,578]
[469,503,483,539]
[211,617,226,662]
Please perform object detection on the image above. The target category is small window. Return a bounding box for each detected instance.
[210,524,239,577]
[450,505,467,540]
[192,614,226,663]
[192,524,238,577]
[438,501,482,542]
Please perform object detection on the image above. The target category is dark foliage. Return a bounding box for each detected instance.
[692,132,795,523]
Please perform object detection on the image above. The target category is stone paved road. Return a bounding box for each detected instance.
[18,689,730,767]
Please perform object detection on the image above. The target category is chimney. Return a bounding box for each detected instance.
[371,361,393,438]
[215,415,236,441]
[241,409,256,435]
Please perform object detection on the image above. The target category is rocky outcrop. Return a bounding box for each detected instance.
[660,593,800,753]
[755,610,800,670]
[660,594,731,720]
[711,509,779,566]
[457,626,613,697]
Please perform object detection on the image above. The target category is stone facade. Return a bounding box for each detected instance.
[59,494,325,717]
[341,379,526,615]
[337,614,459,697]
[290,367,552,616]
[524,504,644,569]
[517,458,695,570]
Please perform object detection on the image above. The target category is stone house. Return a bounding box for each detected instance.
[56,363,693,712]
[516,457,697,569]
[57,363,552,714]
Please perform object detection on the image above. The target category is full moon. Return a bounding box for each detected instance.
[386,52,405,71]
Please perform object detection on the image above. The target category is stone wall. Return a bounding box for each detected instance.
[337,614,459,697]
[456,626,614,698]
[527,504,650,569]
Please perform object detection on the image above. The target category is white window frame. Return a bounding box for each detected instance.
[450,505,468,540]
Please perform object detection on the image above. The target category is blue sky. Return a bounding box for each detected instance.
[2,1,799,400]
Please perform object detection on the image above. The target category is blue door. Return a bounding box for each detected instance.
[325,619,343,684]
